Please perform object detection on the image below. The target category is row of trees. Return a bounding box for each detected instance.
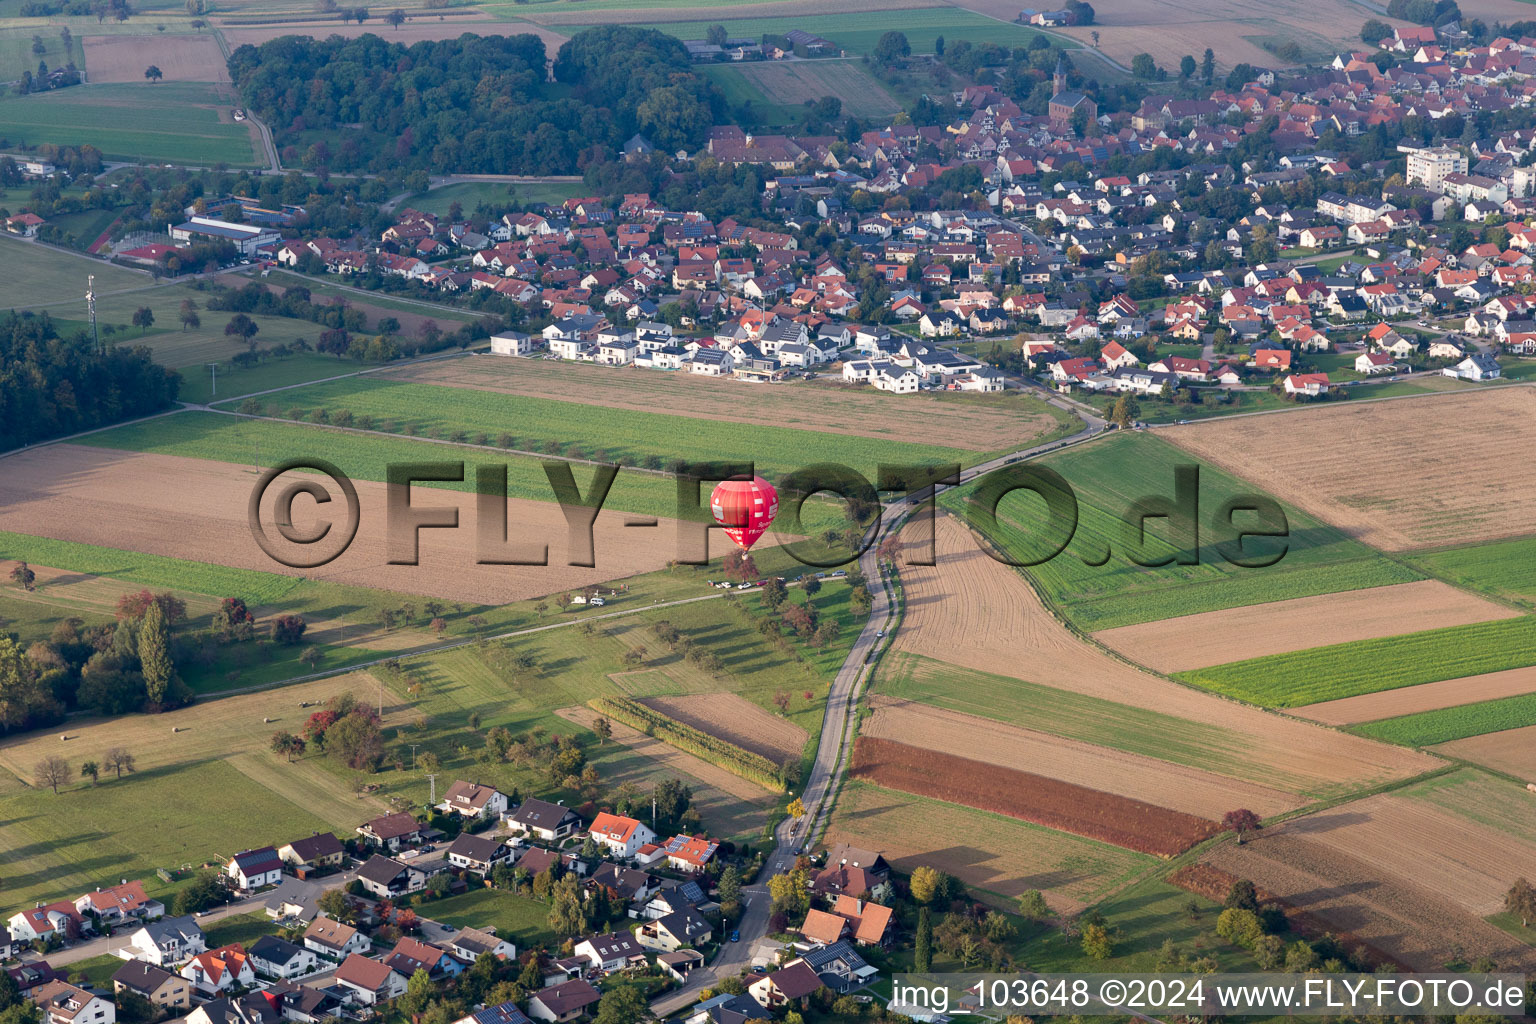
[32,747,135,794]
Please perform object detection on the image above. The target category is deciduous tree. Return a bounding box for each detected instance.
[34,755,71,794]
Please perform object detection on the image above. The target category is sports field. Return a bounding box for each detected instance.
[0,82,257,166]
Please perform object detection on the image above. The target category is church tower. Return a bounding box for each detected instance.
[1053,53,1068,97]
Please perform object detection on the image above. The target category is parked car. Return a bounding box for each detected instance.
[730,930,740,943]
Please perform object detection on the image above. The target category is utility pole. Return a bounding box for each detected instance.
[206,362,218,399]
[410,744,418,770]
[426,773,438,806]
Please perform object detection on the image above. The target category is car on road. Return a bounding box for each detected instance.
[875,630,885,638]
[440,924,455,932]
[730,930,740,942]
[736,583,752,590]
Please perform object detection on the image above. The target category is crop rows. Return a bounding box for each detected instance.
[1178,617,1536,707]
[236,377,976,480]
[851,736,1219,856]
[588,695,788,793]
[1352,692,1536,746]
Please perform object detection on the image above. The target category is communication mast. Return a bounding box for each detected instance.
[86,274,99,353]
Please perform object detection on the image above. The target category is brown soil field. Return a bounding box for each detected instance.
[515,0,936,26]
[1093,580,1517,674]
[1166,389,1536,551]
[638,693,807,764]
[863,695,1300,818]
[948,0,1408,70]
[83,33,230,84]
[854,736,1218,856]
[1433,725,1536,781]
[0,445,676,605]
[557,705,773,837]
[219,18,571,52]
[1295,665,1536,726]
[1279,793,1536,917]
[894,515,1441,796]
[1202,827,1536,972]
[394,356,1060,453]
[826,779,1154,912]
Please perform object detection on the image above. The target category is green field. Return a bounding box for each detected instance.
[0,759,335,911]
[1411,536,1536,606]
[228,376,981,481]
[875,653,1343,796]
[423,889,559,951]
[0,82,256,166]
[1178,617,1536,708]
[582,8,1063,55]
[0,25,85,82]
[947,431,1422,630]
[700,60,900,123]
[1353,692,1536,746]
[1397,769,1536,844]
[394,180,588,218]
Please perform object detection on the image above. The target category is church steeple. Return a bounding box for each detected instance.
[1053,53,1068,96]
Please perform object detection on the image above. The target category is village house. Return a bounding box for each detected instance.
[8,903,88,943]
[186,993,281,1024]
[445,927,516,964]
[180,944,256,996]
[663,835,719,873]
[437,781,510,820]
[382,937,465,980]
[125,916,205,967]
[111,961,191,1012]
[748,960,825,1009]
[1445,353,1502,380]
[73,881,162,925]
[226,848,284,891]
[31,980,114,1024]
[333,954,408,1006]
[573,931,648,974]
[445,833,516,876]
[276,833,344,873]
[355,855,430,899]
[505,799,583,842]
[634,906,713,952]
[587,813,657,859]
[528,979,601,1023]
[1356,352,1396,374]
[356,812,425,852]
[247,936,320,980]
[451,1001,533,1024]
[303,917,371,960]
[1283,373,1332,397]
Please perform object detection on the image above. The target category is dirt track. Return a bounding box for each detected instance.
[893,515,1440,796]
[864,695,1299,817]
[0,445,675,605]
[1094,580,1518,673]
[1167,389,1536,550]
[394,357,1061,453]
[1295,665,1536,726]
[638,693,807,764]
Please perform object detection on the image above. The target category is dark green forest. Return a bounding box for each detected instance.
[0,312,181,451]
[227,27,718,176]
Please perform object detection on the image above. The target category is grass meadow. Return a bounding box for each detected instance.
[394,181,589,218]
[1178,617,1536,708]
[0,82,256,166]
[946,431,1422,631]
[596,10,1063,55]
[1411,536,1536,606]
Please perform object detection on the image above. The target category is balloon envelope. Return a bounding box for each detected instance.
[710,476,778,551]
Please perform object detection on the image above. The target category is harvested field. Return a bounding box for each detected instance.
[1093,580,1517,673]
[82,33,229,83]
[1295,665,1536,726]
[394,357,1066,453]
[893,515,1440,799]
[732,61,899,119]
[1202,828,1536,972]
[0,445,676,605]
[852,736,1221,856]
[1167,389,1536,551]
[1434,725,1536,780]
[557,705,774,837]
[949,0,1404,69]
[862,696,1300,818]
[826,778,1154,912]
[638,693,807,764]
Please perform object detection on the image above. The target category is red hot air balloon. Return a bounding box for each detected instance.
[710,476,778,552]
